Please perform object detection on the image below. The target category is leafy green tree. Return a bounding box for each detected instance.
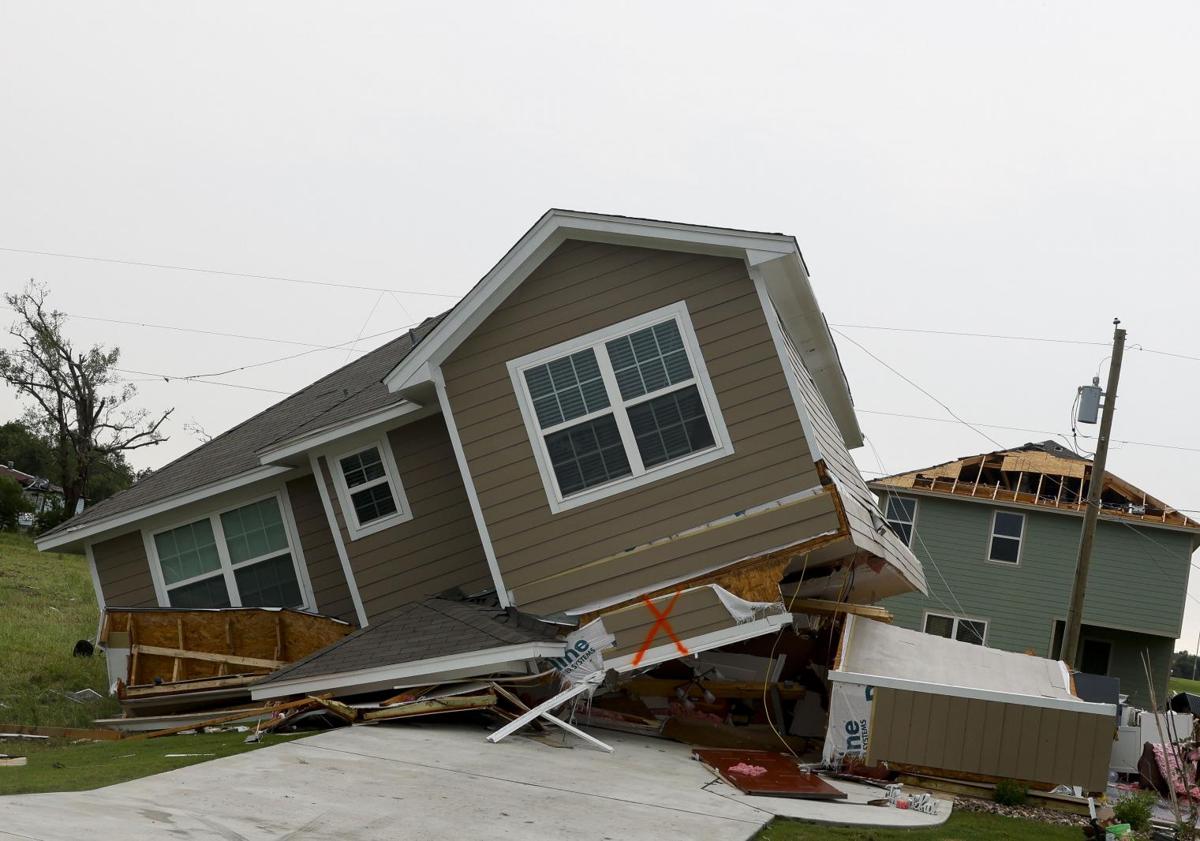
[0,475,32,531]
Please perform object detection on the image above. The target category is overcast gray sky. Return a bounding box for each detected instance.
[3,2,1198,646]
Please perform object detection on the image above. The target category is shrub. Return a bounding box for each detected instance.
[993,779,1028,806]
[1113,789,1157,831]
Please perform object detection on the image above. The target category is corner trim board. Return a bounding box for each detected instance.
[83,543,106,642]
[431,365,510,607]
[308,453,369,627]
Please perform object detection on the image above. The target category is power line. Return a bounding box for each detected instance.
[115,368,291,395]
[0,245,463,299]
[831,328,1004,449]
[857,408,1200,456]
[5,304,412,351]
[830,322,1200,366]
[178,322,420,380]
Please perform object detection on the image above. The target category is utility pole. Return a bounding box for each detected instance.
[1062,319,1126,668]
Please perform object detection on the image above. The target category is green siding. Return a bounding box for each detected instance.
[883,493,1194,707]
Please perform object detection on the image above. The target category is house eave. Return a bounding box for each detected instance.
[255,399,430,466]
[35,464,295,552]
[250,641,565,701]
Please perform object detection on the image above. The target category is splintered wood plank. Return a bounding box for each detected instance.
[692,749,846,799]
[130,644,285,670]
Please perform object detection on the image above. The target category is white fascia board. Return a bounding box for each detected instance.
[35,465,295,552]
[606,612,793,673]
[250,642,564,700]
[256,401,427,465]
[828,669,1117,716]
[755,253,863,449]
[383,209,805,395]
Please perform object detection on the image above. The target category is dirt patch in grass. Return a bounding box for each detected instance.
[0,531,120,727]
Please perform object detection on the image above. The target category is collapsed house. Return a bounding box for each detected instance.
[33,211,1116,798]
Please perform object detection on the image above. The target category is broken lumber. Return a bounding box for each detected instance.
[625,678,806,700]
[132,695,329,740]
[363,694,497,721]
[0,724,121,742]
[780,598,893,622]
[130,644,285,671]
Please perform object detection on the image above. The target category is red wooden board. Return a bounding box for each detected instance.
[693,748,847,799]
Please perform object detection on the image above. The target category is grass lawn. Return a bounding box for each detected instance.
[1170,676,1200,695]
[755,812,1083,840]
[0,731,305,795]
[0,531,120,727]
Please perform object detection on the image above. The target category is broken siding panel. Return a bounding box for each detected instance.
[318,415,492,621]
[90,530,157,607]
[285,474,356,623]
[868,687,1111,790]
[601,587,744,659]
[883,495,1190,675]
[442,240,822,615]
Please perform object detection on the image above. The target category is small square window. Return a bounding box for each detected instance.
[330,438,412,540]
[924,614,954,638]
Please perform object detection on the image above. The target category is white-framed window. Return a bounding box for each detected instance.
[883,496,917,546]
[507,301,733,513]
[148,493,310,609]
[987,510,1025,564]
[329,435,412,540]
[923,611,987,645]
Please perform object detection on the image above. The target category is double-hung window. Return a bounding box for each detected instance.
[883,496,917,546]
[987,510,1025,564]
[509,302,733,512]
[329,436,412,539]
[923,611,987,645]
[150,494,308,609]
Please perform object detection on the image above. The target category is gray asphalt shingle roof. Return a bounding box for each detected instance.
[255,598,563,687]
[42,315,447,541]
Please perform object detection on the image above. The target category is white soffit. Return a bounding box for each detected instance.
[382,210,859,448]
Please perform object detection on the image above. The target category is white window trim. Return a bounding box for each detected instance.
[507,301,734,514]
[986,509,1025,566]
[922,610,989,645]
[328,433,413,541]
[883,495,918,546]
[144,490,314,610]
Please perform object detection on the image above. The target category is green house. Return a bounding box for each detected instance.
[870,441,1199,709]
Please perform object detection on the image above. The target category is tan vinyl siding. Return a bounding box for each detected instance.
[91,530,157,608]
[442,240,824,614]
[868,687,1113,791]
[285,474,356,623]
[602,586,741,659]
[319,414,492,621]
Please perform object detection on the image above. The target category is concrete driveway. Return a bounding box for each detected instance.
[0,723,948,840]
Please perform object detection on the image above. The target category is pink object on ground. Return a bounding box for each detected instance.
[727,762,768,777]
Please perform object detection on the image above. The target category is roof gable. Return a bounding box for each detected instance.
[383,209,863,448]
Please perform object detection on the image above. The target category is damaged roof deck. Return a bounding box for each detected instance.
[871,440,1200,532]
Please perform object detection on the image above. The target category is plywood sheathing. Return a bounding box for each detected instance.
[103,609,352,689]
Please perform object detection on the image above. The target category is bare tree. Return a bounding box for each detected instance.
[0,281,173,517]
